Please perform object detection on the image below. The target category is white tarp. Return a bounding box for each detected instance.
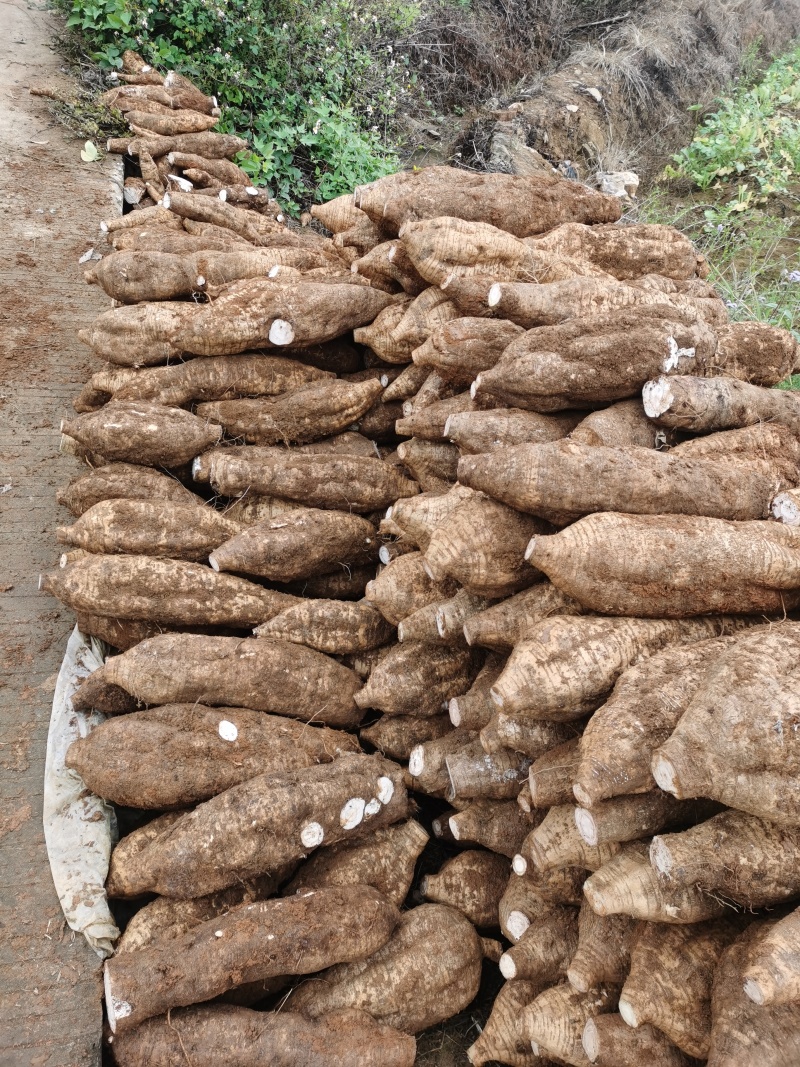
[43,625,119,958]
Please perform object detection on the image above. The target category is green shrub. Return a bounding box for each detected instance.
[668,41,800,213]
[62,0,424,209]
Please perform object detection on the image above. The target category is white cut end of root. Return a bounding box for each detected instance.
[218,719,238,742]
[567,966,590,994]
[269,319,295,346]
[512,853,528,876]
[167,153,175,164]
[470,379,480,399]
[246,186,258,195]
[572,782,593,807]
[524,536,536,561]
[489,686,504,708]
[365,798,381,816]
[574,807,598,847]
[408,746,425,777]
[377,776,394,804]
[506,910,530,942]
[651,752,678,795]
[487,283,503,308]
[642,377,673,418]
[582,1019,600,1062]
[340,797,366,830]
[268,265,281,278]
[142,64,151,72]
[440,271,456,291]
[422,560,436,580]
[59,555,69,569]
[772,492,800,526]
[385,506,393,519]
[649,836,673,876]
[103,968,131,1034]
[618,998,639,1028]
[277,214,284,223]
[208,554,220,572]
[300,821,324,848]
[169,174,193,192]
[442,415,455,440]
[397,621,407,642]
[212,95,218,107]
[743,977,766,1005]
[196,275,205,287]
[378,545,392,565]
[448,815,461,840]
[499,953,516,980]
[350,262,360,275]
[531,1041,540,1056]
[162,192,171,209]
[219,189,228,202]
[448,698,461,727]
[191,457,203,480]
[100,221,109,232]
[380,374,390,387]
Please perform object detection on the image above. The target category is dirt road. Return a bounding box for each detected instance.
[0,2,119,1062]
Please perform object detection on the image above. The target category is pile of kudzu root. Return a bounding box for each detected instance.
[44,47,800,1067]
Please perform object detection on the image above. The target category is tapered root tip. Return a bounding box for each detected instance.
[772,492,800,526]
[499,953,516,979]
[567,966,590,994]
[618,998,639,1028]
[575,807,599,847]
[651,752,679,795]
[649,835,673,876]
[743,977,766,1005]
[487,283,502,308]
[582,1019,600,1062]
[642,376,673,418]
[269,319,295,346]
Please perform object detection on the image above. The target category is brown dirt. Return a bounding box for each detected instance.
[0,2,120,1062]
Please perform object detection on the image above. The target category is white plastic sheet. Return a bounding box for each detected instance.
[43,625,120,958]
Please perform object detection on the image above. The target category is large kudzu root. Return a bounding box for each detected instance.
[743,906,800,1007]
[210,507,378,581]
[57,462,203,515]
[458,439,787,524]
[365,552,458,625]
[515,804,621,875]
[57,499,241,560]
[254,599,394,654]
[525,222,699,280]
[499,906,578,984]
[420,850,509,927]
[573,630,756,806]
[569,398,662,449]
[450,798,535,858]
[463,583,586,652]
[567,905,637,994]
[61,400,222,466]
[413,317,524,383]
[467,979,545,1066]
[356,165,622,237]
[102,632,363,727]
[523,982,619,1066]
[356,641,477,717]
[583,842,725,924]
[618,917,744,1060]
[644,373,800,432]
[286,903,485,1033]
[106,753,408,899]
[103,885,399,1033]
[108,1005,417,1067]
[473,305,717,411]
[207,450,419,512]
[489,614,746,721]
[79,354,332,410]
[528,512,800,617]
[582,1014,694,1067]
[652,623,800,825]
[446,406,581,454]
[42,554,295,628]
[196,378,383,445]
[65,704,359,808]
[360,712,451,760]
[284,819,428,905]
[651,809,800,909]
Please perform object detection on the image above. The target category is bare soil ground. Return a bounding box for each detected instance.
[0,2,120,1062]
